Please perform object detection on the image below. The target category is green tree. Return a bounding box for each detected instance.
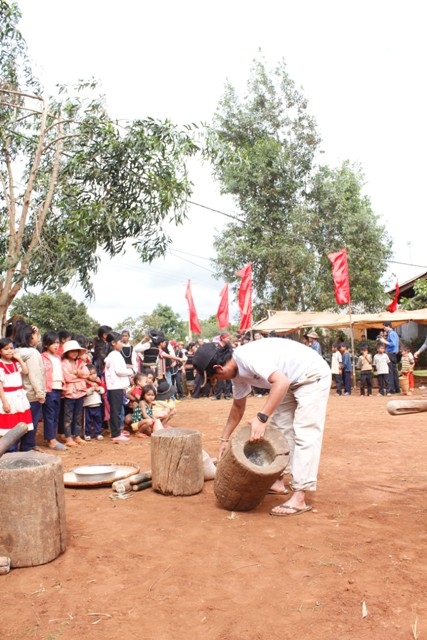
[117,304,186,342]
[10,291,99,336]
[0,2,197,331]
[400,280,427,310]
[117,310,239,343]
[197,315,239,340]
[206,57,392,316]
[306,162,392,311]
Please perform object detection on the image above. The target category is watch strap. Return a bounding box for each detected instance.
[257,412,269,423]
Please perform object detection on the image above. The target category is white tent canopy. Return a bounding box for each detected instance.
[252,308,427,334]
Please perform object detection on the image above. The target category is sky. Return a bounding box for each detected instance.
[16,0,427,329]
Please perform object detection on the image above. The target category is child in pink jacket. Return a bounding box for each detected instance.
[61,340,89,447]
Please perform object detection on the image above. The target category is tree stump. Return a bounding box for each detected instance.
[151,428,204,496]
[214,425,289,511]
[0,452,66,567]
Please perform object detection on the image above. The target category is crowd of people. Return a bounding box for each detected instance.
[0,322,187,452]
[0,317,420,517]
[0,321,270,453]
[329,322,416,397]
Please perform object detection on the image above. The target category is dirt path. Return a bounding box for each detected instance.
[2,392,427,640]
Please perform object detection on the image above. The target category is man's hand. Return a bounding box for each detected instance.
[249,415,267,441]
[217,440,229,461]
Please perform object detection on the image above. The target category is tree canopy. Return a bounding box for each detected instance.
[206,57,392,316]
[400,280,427,311]
[10,291,99,336]
[117,305,187,342]
[116,307,238,343]
[0,1,197,331]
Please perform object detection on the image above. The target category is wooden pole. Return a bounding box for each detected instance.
[348,304,357,390]
[0,423,29,458]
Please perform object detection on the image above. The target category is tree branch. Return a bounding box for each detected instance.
[19,120,64,278]
[42,133,79,153]
[2,140,17,256]
[15,96,48,253]
[0,87,44,102]
[0,100,44,115]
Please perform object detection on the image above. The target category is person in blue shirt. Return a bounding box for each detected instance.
[380,322,400,393]
[307,331,322,356]
[339,343,352,395]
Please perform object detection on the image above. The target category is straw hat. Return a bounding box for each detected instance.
[61,340,87,358]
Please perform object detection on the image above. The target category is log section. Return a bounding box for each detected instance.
[0,452,66,567]
[151,428,204,496]
[387,400,427,415]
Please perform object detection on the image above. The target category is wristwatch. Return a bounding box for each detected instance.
[256,412,269,423]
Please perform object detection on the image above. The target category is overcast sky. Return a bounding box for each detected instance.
[17,0,427,328]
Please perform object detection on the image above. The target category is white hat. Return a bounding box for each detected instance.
[61,340,87,357]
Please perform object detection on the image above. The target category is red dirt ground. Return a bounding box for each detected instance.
[2,390,427,640]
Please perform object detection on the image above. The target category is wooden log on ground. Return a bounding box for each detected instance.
[214,425,289,511]
[0,452,66,567]
[132,480,152,492]
[112,480,133,494]
[387,400,427,415]
[0,423,29,458]
[151,428,203,496]
[129,471,152,485]
[112,471,152,493]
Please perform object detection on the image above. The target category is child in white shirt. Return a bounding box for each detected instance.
[373,344,390,396]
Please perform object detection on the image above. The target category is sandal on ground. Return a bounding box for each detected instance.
[65,439,78,448]
[270,504,313,517]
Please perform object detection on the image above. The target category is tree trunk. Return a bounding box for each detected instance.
[0,451,66,567]
[214,425,289,511]
[151,428,204,496]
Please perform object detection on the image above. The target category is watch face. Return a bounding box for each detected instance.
[257,412,268,423]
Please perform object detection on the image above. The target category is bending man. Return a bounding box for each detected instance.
[193,338,331,517]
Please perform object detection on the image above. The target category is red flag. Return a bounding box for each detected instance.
[217,284,229,329]
[237,263,253,332]
[327,249,351,305]
[387,281,400,312]
[185,280,201,334]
